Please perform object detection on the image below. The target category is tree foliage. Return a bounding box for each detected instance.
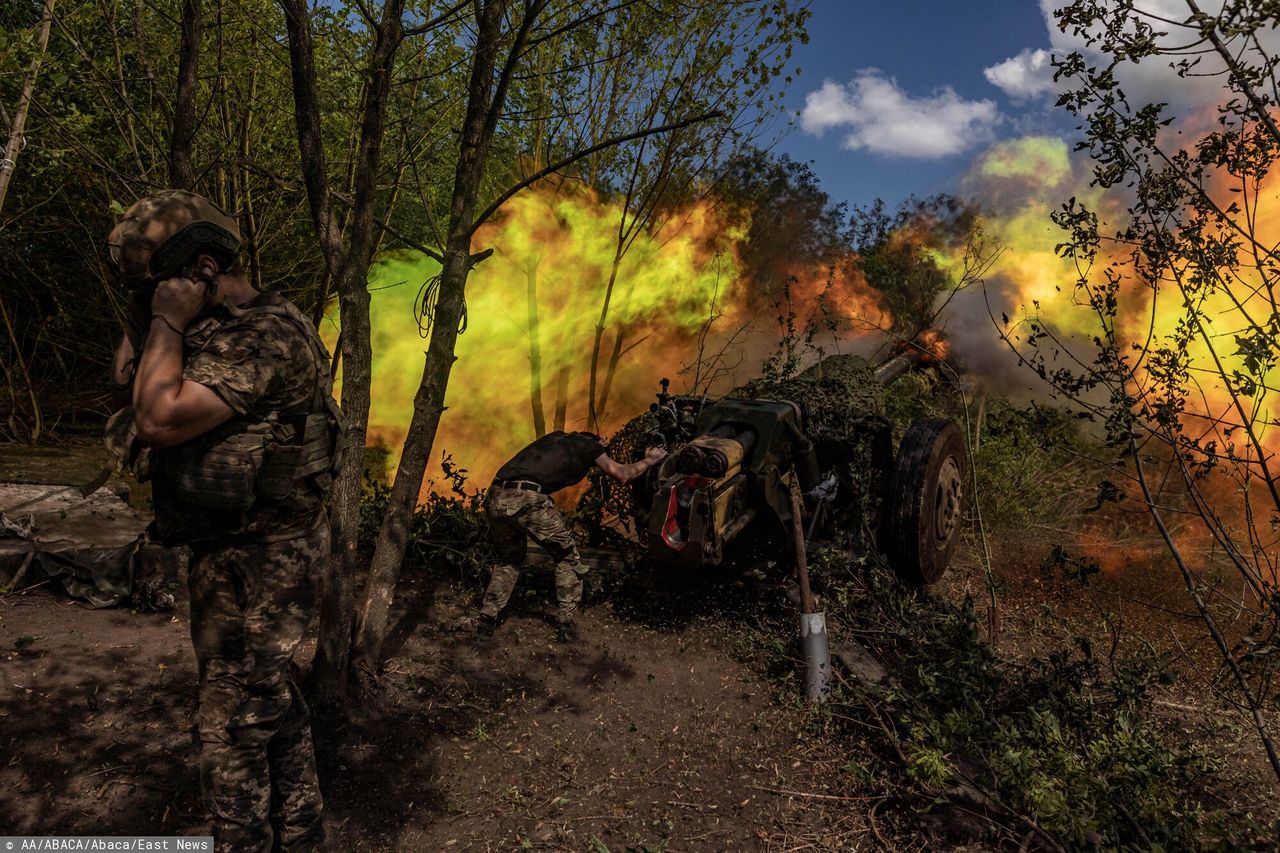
[849,194,981,339]
[1015,0,1280,780]
[716,146,847,296]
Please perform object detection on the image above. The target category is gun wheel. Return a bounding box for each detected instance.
[885,418,966,585]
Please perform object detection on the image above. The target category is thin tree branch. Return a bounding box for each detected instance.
[1185,0,1280,149]
[1132,436,1280,782]
[468,110,722,235]
[402,0,471,36]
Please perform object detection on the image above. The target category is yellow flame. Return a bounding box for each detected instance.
[326,181,891,495]
[966,133,1280,566]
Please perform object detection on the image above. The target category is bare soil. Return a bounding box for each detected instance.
[0,569,865,850]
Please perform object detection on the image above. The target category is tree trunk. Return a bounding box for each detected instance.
[314,0,405,700]
[168,0,201,190]
[596,327,625,427]
[596,270,647,426]
[280,1,341,264]
[352,248,470,671]
[0,0,56,215]
[351,0,514,672]
[279,0,405,702]
[552,364,569,431]
[527,262,546,437]
[239,69,263,290]
[314,262,372,697]
[586,252,624,430]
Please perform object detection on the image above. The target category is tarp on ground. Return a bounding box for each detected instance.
[0,483,145,608]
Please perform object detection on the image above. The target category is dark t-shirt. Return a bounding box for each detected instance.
[495,431,607,493]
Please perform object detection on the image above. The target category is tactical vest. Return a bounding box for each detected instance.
[149,297,344,540]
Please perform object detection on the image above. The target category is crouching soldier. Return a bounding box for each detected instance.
[104,190,342,852]
[464,431,666,642]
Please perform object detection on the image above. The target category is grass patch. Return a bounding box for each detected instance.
[884,376,1103,530]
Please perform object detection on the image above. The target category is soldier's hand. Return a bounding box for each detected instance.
[151,276,208,330]
[644,446,669,465]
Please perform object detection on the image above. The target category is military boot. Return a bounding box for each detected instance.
[555,621,578,643]
[475,613,498,640]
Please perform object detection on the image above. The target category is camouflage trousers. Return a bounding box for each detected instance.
[187,521,326,853]
[481,486,587,625]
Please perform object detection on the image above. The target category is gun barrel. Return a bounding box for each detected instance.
[873,353,916,386]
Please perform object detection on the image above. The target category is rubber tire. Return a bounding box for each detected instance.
[885,418,967,586]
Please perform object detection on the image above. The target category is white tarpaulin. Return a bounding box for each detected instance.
[0,483,146,607]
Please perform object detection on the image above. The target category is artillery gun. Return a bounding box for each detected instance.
[629,349,966,585]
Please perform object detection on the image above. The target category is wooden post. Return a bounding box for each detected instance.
[789,478,816,614]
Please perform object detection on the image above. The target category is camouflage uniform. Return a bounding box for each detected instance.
[481,487,588,625]
[187,525,325,852]
[166,292,331,852]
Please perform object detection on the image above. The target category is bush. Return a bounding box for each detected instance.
[357,470,492,584]
[815,554,1218,848]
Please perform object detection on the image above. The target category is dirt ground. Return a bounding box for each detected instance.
[4,443,1280,850]
[0,568,868,850]
[0,441,867,849]
[7,534,1279,850]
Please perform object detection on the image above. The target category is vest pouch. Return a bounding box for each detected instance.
[256,412,336,500]
[165,425,271,513]
[295,412,339,484]
[257,420,302,503]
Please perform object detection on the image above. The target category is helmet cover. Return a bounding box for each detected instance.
[106,190,241,289]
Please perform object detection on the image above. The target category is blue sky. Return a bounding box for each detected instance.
[774,0,1069,211]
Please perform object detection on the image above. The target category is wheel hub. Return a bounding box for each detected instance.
[933,455,963,548]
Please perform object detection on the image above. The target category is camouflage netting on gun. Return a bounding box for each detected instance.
[570,410,659,549]
[734,353,885,430]
[736,354,892,535]
[573,354,893,547]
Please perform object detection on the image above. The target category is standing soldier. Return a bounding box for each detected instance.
[104,190,341,852]
[466,431,666,641]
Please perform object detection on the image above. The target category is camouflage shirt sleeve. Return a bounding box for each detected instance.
[184,314,315,416]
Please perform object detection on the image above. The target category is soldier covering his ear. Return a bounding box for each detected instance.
[104,189,342,853]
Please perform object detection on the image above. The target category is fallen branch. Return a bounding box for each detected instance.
[9,577,51,596]
[1152,698,1206,714]
[3,552,35,594]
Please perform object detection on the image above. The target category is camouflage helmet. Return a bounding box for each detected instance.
[106,190,241,289]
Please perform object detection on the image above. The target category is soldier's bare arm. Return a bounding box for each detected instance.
[110,336,135,387]
[593,446,667,483]
[133,275,235,447]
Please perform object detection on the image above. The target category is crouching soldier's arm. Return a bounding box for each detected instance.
[133,275,234,448]
[593,446,667,483]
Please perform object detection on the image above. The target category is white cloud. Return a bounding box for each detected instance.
[800,73,1001,159]
[983,48,1055,102]
[1011,0,1280,117]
